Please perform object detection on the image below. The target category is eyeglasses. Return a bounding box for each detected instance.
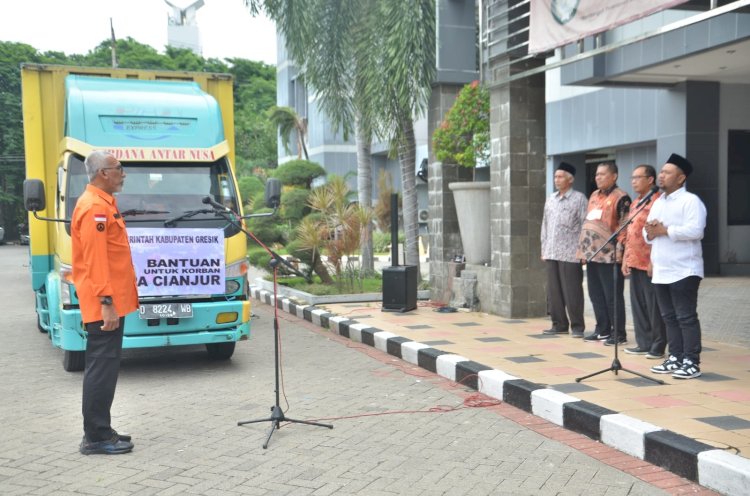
[101,165,124,172]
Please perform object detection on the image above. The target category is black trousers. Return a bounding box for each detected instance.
[654,276,702,364]
[545,260,585,333]
[629,268,666,353]
[82,317,124,442]
[587,262,626,338]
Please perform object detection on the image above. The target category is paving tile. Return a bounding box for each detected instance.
[404,324,434,330]
[707,389,750,401]
[566,352,607,359]
[474,336,509,343]
[552,383,598,394]
[505,356,545,364]
[421,340,454,346]
[695,415,750,430]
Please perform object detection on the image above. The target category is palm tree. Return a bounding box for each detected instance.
[357,0,435,270]
[267,105,308,161]
[261,0,377,273]
[249,0,435,272]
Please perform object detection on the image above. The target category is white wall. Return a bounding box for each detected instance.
[719,83,750,264]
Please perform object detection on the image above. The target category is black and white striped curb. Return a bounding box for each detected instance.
[250,286,749,495]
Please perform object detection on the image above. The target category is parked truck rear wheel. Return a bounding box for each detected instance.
[63,350,85,372]
[206,342,235,360]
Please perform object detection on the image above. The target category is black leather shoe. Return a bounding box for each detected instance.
[112,430,132,442]
[542,329,568,335]
[80,437,134,455]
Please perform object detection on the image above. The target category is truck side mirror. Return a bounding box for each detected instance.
[23,179,46,212]
[265,178,281,209]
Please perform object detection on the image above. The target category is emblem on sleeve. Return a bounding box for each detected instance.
[94,214,107,223]
[96,223,105,232]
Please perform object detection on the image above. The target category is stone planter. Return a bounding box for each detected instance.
[448,181,491,264]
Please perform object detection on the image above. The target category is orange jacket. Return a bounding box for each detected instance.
[623,191,661,271]
[71,184,139,323]
[576,186,631,264]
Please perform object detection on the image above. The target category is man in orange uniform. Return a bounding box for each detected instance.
[577,162,631,346]
[72,150,139,455]
[622,165,666,358]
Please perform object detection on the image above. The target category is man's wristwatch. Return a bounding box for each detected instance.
[100,296,113,305]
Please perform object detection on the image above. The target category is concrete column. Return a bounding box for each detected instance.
[489,57,547,317]
[656,81,720,275]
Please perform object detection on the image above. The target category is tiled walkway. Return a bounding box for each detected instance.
[320,275,750,460]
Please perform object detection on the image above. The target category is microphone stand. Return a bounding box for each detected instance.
[576,195,664,385]
[207,204,333,448]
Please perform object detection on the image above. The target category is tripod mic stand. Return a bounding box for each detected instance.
[576,199,664,385]
[207,206,333,448]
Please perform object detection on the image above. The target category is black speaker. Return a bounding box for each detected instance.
[382,265,418,312]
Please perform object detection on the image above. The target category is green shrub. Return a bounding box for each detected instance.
[237,176,265,206]
[373,230,405,253]
[281,188,310,222]
[246,208,284,245]
[248,247,271,269]
[271,159,326,188]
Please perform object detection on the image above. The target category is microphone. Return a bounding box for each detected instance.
[635,185,659,208]
[202,196,231,212]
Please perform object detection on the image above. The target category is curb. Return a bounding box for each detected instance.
[249,286,750,495]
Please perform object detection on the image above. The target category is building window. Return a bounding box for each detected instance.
[728,130,750,226]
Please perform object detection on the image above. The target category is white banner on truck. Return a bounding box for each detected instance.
[127,227,225,297]
[528,0,688,54]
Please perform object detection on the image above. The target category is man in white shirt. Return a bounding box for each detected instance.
[644,153,707,379]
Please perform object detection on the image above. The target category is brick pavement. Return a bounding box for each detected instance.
[0,245,694,495]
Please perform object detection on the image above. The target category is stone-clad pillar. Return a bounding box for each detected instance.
[489,57,547,317]
[428,84,472,301]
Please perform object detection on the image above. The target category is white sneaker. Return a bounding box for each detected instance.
[672,359,701,379]
[650,355,681,374]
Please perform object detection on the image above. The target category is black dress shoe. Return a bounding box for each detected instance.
[112,430,132,442]
[80,437,134,455]
[542,328,568,335]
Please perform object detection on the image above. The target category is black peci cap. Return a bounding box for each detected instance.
[556,162,576,176]
[667,153,693,176]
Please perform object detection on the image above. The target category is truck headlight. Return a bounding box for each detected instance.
[226,259,248,277]
[225,259,248,295]
[60,265,74,305]
[225,279,241,294]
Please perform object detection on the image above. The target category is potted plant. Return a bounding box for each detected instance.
[432,81,491,264]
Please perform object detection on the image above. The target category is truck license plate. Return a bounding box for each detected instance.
[139,303,193,319]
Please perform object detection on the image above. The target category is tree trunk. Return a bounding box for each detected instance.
[355,117,374,273]
[312,252,334,284]
[396,114,420,275]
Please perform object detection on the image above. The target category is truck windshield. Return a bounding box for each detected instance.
[65,154,241,235]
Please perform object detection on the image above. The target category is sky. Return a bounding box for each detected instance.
[0,0,277,65]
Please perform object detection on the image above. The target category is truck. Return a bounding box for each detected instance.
[21,64,275,371]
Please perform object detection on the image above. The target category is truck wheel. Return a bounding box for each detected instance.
[63,350,85,372]
[37,313,47,334]
[206,342,235,360]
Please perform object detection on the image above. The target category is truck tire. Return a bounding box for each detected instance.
[63,350,85,372]
[206,342,235,360]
